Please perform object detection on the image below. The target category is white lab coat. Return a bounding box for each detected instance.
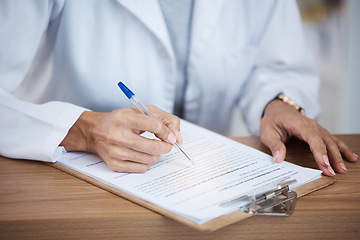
[0,0,320,162]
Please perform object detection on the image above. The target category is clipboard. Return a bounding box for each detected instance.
[47,161,335,232]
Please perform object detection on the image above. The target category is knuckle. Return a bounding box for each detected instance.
[127,163,149,173]
[309,119,320,130]
[148,143,160,155]
[112,108,127,119]
[147,105,160,114]
[138,165,150,173]
[148,155,159,165]
[114,108,137,122]
[332,136,341,145]
[130,152,141,163]
[334,137,347,150]
[116,162,136,173]
[307,136,326,153]
[132,152,155,165]
[125,137,137,148]
[129,150,156,167]
[149,141,161,155]
[327,140,338,150]
[291,117,304,126]
[106,161,119,172]
[149,141,169,155]
[124,164,135,173]
[154,120,166,134]
[172,115,181,125]
[107,149,116,161]
[162,143,173,154]
[306,132,321,143]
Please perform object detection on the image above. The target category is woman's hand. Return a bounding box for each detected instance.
[260,100,359,176]
[60,106,182,173]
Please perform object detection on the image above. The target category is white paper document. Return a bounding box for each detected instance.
[57,121,322,224]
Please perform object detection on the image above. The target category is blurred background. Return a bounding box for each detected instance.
[297,0,360,134]
[229,0,360,136]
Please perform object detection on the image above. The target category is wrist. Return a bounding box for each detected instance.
[60,111,101,152]
[263,98,304,119]
[262,93,305,118]
[276,93,304,115]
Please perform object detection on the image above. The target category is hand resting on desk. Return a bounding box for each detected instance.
[260,100,359,176]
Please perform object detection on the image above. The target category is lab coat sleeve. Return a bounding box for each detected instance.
[239,0,321,135]
[0,0,87,162]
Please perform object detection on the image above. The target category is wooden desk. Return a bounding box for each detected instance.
[0,135,359,240]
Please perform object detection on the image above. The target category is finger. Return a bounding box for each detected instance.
[95,136,162,173]
[302,131,336,176]
[108,145,160,166]
[148,105,183,144]
[97,115,174,156]
[260,126,287,163]
[332,136,359,163]
[324,135,347,174]
[289,119,336,176]
[119,131,173,156]
[129,114,177,144]
[106,159,151,173]
[166,120,183,145]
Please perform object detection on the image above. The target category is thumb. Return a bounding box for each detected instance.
[260,130,287,163]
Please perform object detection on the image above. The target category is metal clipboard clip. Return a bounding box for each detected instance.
[221,180,297,216]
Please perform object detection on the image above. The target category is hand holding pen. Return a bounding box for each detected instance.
[60,88,189,173]
[118,81,194,165]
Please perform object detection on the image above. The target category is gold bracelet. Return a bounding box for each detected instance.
[276,93,305,115]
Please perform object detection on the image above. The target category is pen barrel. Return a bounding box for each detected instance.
[130,96,154,117]
[129,93,194,164]
[174,143,194,164]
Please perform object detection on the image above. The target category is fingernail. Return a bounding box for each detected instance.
[327,166,336,176]
[322,155,330,166]
[273,151,280,163]
[353,153,359,160]
[339,163,347,172]
[167,132,177,144]
[177,131,183,144]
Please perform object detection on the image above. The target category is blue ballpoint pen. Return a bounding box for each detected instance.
[117,81,195,165]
